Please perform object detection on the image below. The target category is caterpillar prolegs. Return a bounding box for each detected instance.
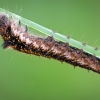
[0,13,100,74]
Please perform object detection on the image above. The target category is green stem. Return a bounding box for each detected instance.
[0,8,100,58]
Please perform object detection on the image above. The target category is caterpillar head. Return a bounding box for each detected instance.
[0,13,9,27]
[0,13,10,35]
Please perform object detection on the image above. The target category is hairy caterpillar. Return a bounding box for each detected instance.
[0,13,100,74]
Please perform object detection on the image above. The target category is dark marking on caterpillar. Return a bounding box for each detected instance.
[0,13,100,74]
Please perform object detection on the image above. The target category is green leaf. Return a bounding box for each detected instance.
[0,8,100,58]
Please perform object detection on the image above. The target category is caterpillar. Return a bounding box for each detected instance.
[0,13,100,74]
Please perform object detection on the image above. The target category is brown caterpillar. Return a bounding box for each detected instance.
[0,13,100,74]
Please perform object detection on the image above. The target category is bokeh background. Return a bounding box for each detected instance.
[0,0,100,100]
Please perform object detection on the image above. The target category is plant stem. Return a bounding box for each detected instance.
[0,8,100,58]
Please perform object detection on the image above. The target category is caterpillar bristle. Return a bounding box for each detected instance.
[94,47,99,51]
[66,36,70,39]
[25,25,28,32]
[82,42,87,46]
[52,30,56,33]
[18,20,21,27]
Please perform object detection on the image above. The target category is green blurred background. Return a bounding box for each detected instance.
[0,0,100,100]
